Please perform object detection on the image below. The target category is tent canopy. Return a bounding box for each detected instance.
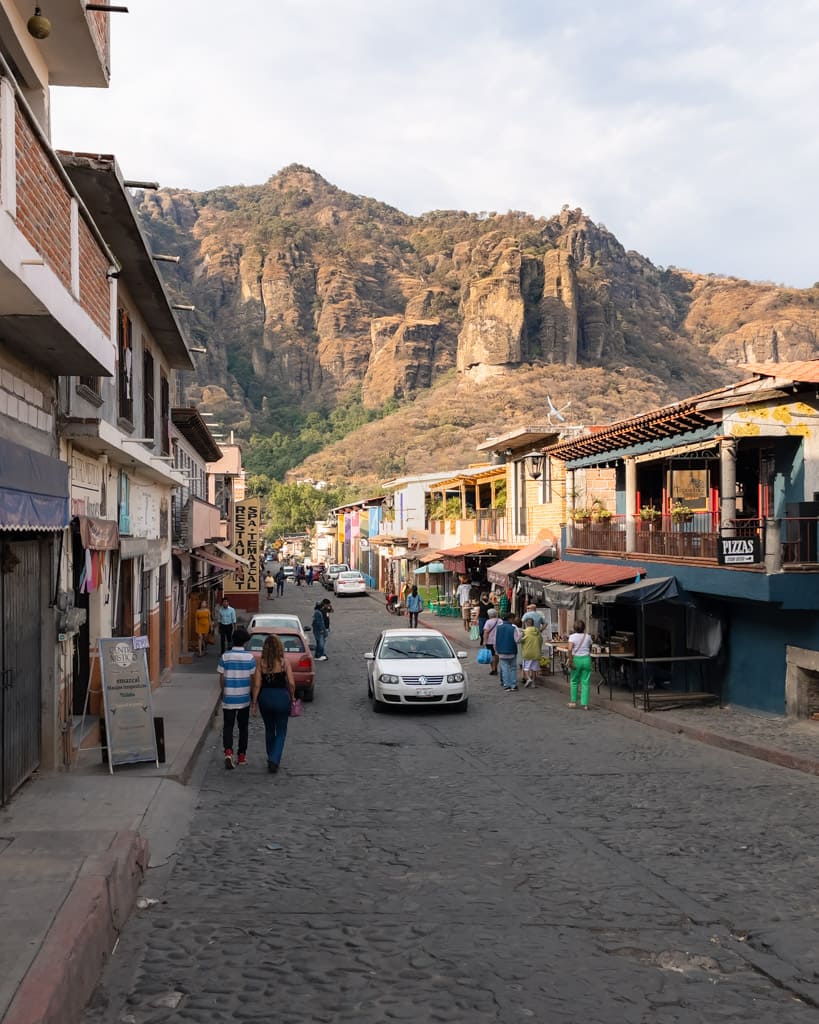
[486,538,555,586]
[415,561,445,574]
[595,576,687,606]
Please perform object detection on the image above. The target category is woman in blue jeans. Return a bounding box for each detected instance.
[252,634,296,773]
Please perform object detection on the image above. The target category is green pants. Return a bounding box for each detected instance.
[570,654,592,706]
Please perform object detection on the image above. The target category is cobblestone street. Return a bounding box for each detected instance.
[85,586,819,1023]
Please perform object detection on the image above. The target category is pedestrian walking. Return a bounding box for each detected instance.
[477,592,493,643]
[457,577,473,633]
[296,565,306,587]
[252,633,296,774]
[406,585,423,628]
[217,597,237,654]
[275,567,285,597]
[218,626,258,769]
[520,623,543,688]
[194,598,211,657]
[312,601,329,660]
[567,619,593,710]
[494,613,521,691]
[521,602,547,632]
[482,607,500,676]
[320,598,333,656]
[306,566,314,586]
[264,571,275,599]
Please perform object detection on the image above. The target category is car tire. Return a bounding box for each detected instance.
[453,698,469,713]
[371,694,384,713]
[302,689,315,703]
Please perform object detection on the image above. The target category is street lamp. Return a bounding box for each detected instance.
[527,454,545,480]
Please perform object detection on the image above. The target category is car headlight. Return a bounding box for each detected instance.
[378,673,399,684]
[447,673,465,684]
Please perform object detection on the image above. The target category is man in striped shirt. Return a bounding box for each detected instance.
[217,626,259,769]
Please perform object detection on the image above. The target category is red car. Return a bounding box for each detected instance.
[247,628,315,701]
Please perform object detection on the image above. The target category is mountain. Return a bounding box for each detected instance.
[137,165,819,483]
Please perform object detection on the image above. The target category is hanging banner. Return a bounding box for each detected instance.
[223,497,261,593]
[98,638,159,772]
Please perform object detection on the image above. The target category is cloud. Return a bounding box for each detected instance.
[50,0,819,285]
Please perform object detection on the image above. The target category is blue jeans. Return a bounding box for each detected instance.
[499,657,517,689]
[258,688,291,766]
[314,630,327,658]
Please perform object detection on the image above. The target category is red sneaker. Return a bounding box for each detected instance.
[237,753,247,766]
[224,749,234,770]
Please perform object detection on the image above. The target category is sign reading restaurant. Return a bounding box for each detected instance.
[717,536,761,566]
[224,497,261,594]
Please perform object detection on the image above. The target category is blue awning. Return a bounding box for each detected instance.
[414,561,446,574]
[0,438,69,530]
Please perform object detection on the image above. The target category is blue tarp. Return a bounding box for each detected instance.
[415,561,445,574]
[595,576,687,605]
[0,438,69,530]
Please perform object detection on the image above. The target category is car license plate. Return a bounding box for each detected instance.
[415,689,436,697]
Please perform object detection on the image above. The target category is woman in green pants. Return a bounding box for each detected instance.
[567,619,592,709]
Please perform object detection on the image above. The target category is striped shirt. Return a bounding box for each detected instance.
[218,647,256,709]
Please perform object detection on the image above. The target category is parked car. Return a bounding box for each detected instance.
[247,628,315,701]
[282,566,296,579]
[248,613,310,642]
[334,570,367,596]
[322,563,349,589]
[365,628,469,712]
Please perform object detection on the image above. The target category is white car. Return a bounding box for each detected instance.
[365,628,469,712]
[334,570,367,596]
[282,566,296,579]
[248,613,310,641]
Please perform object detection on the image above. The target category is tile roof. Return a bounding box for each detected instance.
[521,560,646,587]
[744,360,819,384]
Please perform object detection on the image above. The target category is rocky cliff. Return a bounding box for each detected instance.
[137,165,819,477]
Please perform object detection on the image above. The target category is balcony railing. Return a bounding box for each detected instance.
[0,76,114,374]
[476,509,509,542]
[567,514,819,567]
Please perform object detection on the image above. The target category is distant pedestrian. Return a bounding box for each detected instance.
[320,598,333,655]
[264,571,275,599]
[482,607,500,676]
[477,592,493,642]
[494,613,521,691]
[217,597,237,654]
[275,568,285,597]
[520,623,543,688]
[457,577,473,632]
[406,585,423,628]
[218,626,258,769]
[296,565,306,587]
[194,599,211,657]
[567,619,592,710]
[496,588,510,618]
[312,601,328,660]
[521,602,547,633]
[253,633,295,774]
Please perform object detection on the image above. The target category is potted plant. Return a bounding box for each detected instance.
[570,507,591,524]
[670,500,694,525]
[590,500,612,523]
[639,506,661,530]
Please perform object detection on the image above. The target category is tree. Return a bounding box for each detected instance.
[265,482,357,538]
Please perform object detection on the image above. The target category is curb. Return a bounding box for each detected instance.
[165,685,221,786]
[423,614,819,779]
[3,830,149,1024]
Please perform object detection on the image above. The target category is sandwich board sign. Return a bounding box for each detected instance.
[98,638,159,773]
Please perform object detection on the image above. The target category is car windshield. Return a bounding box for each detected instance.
[379,636,454,660]
[248,633,305,653]
[251,615,301,629]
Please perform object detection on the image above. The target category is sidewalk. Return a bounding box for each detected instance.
[418,606,819,777]
[0,656,221,1024]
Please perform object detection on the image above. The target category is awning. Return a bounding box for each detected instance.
[369,534,408,546]
[210,541,250,567]
[77,515,119,550]
[522,560,646,588]
[416,548,444,565]
[541,582,594,610]
[0,438,69,531]
[414,561,445,574]
[595,576,685,605]
[193,547,237,572]
[487,538,556,587]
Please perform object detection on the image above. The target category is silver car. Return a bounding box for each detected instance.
[365,628,469,713]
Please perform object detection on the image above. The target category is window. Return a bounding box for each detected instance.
[142,347,155,440]
[117,309,133,424]
[160,373,170,455]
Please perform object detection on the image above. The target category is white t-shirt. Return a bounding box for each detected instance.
[456,583,472,608]
[569,632,592,657]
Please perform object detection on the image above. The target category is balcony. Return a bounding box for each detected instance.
[0,77,114,375]
[429,517,476,547]
[567,515,819,568]
[0,2,110,89]
[476,508,509,543]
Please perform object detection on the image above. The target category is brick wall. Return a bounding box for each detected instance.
[15,107,72,289]
[78,217,110,333]
[88,10,110,73]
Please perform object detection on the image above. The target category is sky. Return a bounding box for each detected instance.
[51,0,819,287]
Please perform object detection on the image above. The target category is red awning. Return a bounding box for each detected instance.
[521,560,646,587]
[487,538,556,586]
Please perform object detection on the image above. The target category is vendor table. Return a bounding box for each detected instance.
[610,654,718,712]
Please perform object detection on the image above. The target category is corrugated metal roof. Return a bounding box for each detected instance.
[521,560,646,587]
[744,360,819,384]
